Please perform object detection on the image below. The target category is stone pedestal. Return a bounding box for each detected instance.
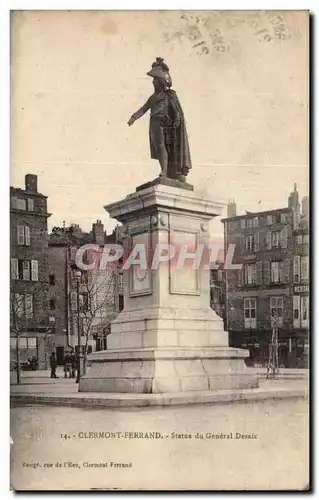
[79,178,258,393]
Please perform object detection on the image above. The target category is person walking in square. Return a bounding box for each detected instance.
[49,352,58,379]
[64,351,72,379]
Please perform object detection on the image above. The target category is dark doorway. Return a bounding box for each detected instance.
[56,346,64,365]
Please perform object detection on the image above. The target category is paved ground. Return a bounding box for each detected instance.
[10,367,309,396]
[10,396,309,491]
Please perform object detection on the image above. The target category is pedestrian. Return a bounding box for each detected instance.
[70,350,76,378]
[64,351,72,379]
[49,352,58,379]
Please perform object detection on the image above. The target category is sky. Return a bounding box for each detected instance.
[10,10,309,237]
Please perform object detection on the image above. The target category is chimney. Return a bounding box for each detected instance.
[302,196,309,219]
[288,183,299,210]
[227,199,237,218]
[25,174,38,193]
[92,219,105,245]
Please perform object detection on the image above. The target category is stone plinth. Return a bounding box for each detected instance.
[79,179,258,393]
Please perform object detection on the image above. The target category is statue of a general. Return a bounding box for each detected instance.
[128,58,192,182]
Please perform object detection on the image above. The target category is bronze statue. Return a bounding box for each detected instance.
[128,58,192,182]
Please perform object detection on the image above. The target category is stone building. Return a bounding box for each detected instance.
[221,185,309,367]
[10,174,51,368]
[48,221,123,365]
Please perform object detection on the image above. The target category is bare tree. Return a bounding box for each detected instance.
[10,281,48,384]
[76,263,120,375]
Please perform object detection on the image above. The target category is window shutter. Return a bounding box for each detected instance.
[256,261,263,285]
[23,261,30,280]
[293,295,300,328]
[31,260,38,281]
[301,256,308,281]
[281,227,288,248]
[254,232,259,251]
[11,197,18,209]
[301,296,309,327]
[266,231,272,250]
[70,247,77,261]
[282,259,290,283]
[70,291,77,311]
[14,293,24,318]
[27,198,34,211]
[279,261,284,283]
[17,199,26,210]
[264,261,270,285]
[237,267,244,287]
[240,219,245,229]
[17,225,25,245]
[25,294,33,319]
[11,258,18,279]
[25,226,30,246]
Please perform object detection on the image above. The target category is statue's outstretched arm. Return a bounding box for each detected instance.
[128,100,150,126]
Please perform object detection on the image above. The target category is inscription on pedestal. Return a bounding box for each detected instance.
[169,229,200,295]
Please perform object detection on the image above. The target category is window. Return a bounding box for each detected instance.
[49,274,55,286]
[247,219,253,229]
[79,293,89,311]
[70,246,77,261]
[13,293,24,318]
[300,256,308,281]
[296,235,303,244]
[280,227,288,248]
[271,231,280,248]
[13,293,33,319]
[70,291,77,311]
[240,219,246,229]
[17,226,30,246]
[271,261,281,283]
[267,215,273,225]
[293,295,309,328]
[27,198,34,211]
[217,270,223,282]
[245,235,254,251]
[23,261,30,281]
[28,337,37,348]
[49,299,56,310]
[11,258,18,279]
[293,295,300,324]
[293,255,301,283]
[253,217,259,228]
[281,213,287,223]
[244,298,256,329]
[11,197,18,209]
[244,263,256,285]
[17,198,26,210]
[270,297,283,326]
[119,272,124,293]
[245,234,259,252]
[303,235,309,245]
[17,226,25,245]
[25,294,33,319]
[301,296,309,328]
[13,259,38,281]
[19,338,27,348]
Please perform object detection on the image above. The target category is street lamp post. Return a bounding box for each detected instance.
[75,270,82,383]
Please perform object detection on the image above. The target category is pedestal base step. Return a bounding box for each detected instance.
[79,347,258,393]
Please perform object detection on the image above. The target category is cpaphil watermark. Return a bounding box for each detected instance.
[75,242,242,272]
